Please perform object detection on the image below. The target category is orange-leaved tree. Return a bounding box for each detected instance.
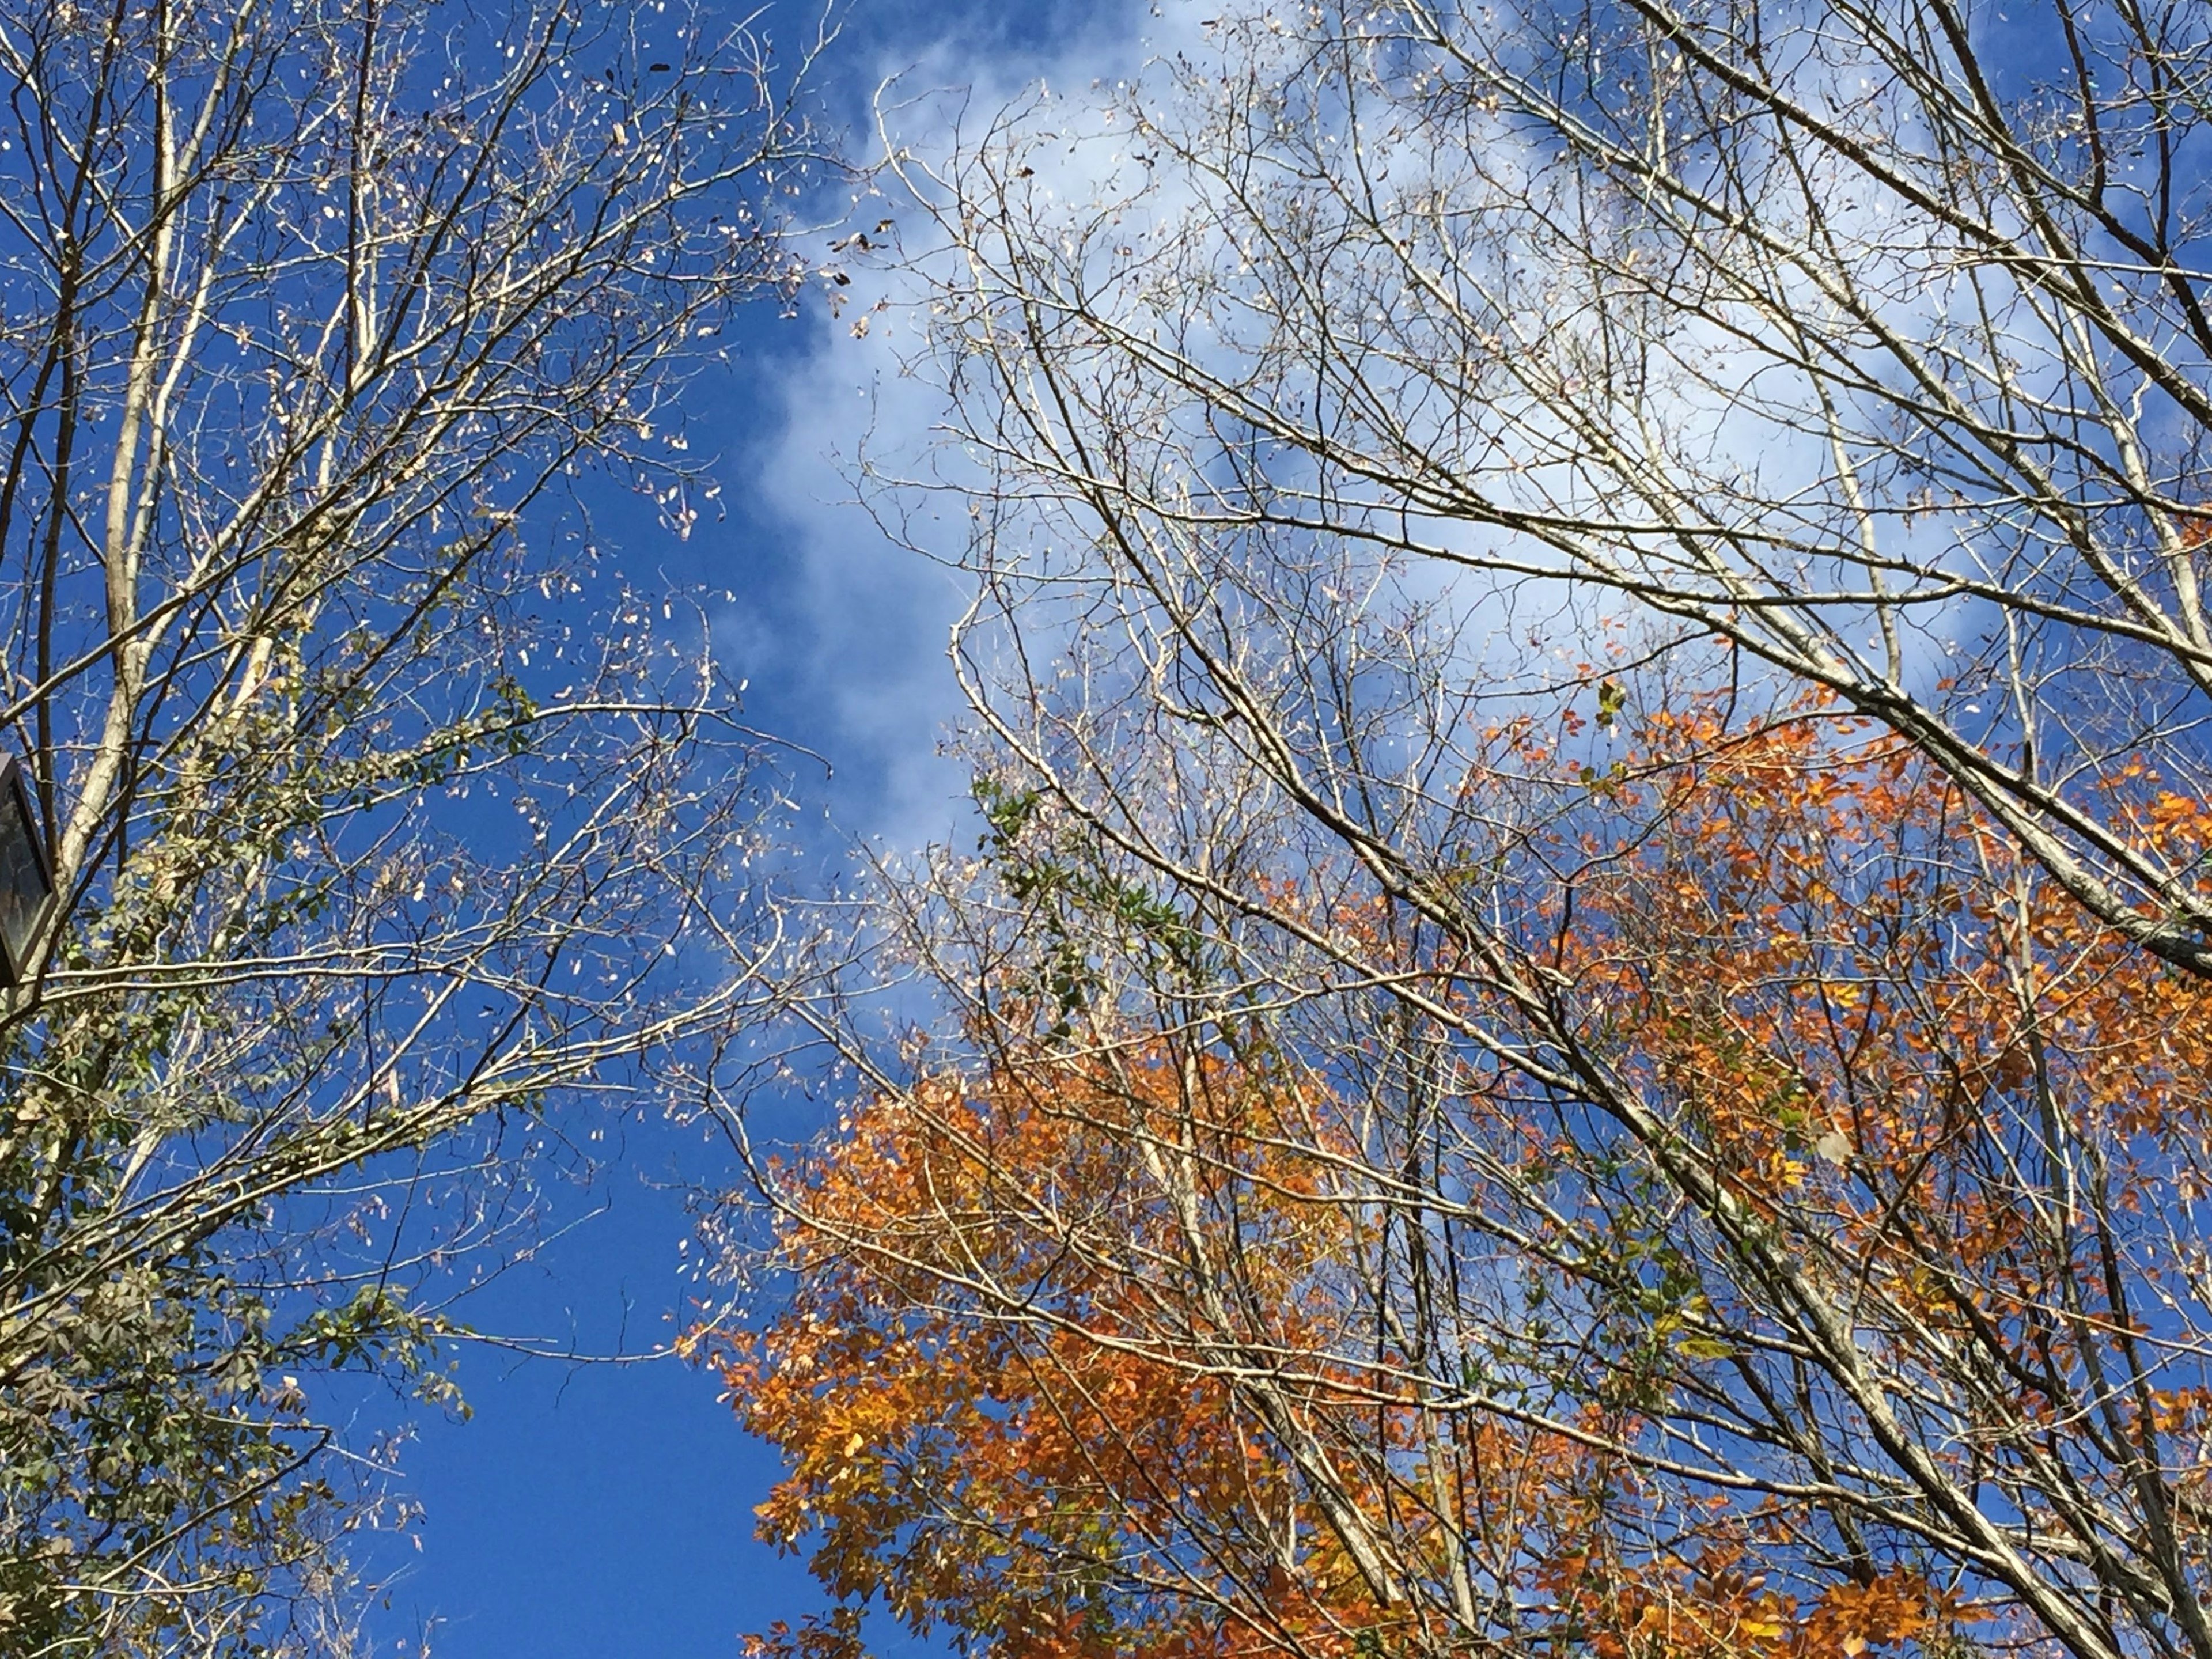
[707,687,2212,1659]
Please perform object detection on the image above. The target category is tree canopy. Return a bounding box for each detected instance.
[0,0,817,1647]
[706,5,2212,1659]
[726,706,2212,1659]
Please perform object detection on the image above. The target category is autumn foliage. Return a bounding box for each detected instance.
[707,698,2212,1659]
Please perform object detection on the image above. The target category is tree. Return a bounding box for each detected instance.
[724,703,2212,1659]
[888,0,2212,974]
[0,0,817,1649]
[706,5,2212,1658]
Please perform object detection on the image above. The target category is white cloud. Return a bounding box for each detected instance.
[722,0,2022,863]
[707,0,1283,854]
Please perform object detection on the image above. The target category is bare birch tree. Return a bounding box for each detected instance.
[713,6,2212,1659]
[0,0,820,1650]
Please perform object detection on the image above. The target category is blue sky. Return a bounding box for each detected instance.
[358,2,1149,1654]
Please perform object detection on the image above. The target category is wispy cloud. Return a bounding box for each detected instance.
[709,0,1223,853]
